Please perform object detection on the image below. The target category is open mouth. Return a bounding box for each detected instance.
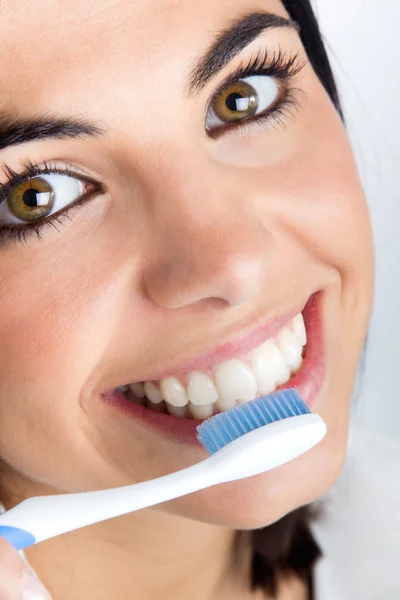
[115,314,306,420]
[102,294,324,435]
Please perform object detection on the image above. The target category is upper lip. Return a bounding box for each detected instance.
[104,295,311,392]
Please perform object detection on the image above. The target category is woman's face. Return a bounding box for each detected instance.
[0,0,373,528]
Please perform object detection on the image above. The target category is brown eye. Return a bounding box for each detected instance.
[8,177,54,222]
[212,81,259,123]
[206,75,280,132]
[0,173,85,225]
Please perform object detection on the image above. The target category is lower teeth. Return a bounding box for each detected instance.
[122,365,301,421]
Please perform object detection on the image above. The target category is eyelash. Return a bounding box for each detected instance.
[206,46,307,138]
[0,47,306,247]
[0,160,103,246]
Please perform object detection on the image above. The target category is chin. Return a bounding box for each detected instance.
[160,401,348,530]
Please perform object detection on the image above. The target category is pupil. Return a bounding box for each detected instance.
[23,188,42,208]
[226,92,245,111]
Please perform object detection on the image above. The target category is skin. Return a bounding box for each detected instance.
[0,0,374,598]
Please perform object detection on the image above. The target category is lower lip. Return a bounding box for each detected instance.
[101,293,325,446]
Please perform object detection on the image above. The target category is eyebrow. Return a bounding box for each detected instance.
[185,11,299,98]
[0,12,297,153]
[0,115,105,152]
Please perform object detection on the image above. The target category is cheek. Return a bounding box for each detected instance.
[0,240,126,483]
[282,151,373,284]
[248,85,374,309]
[281,129,375,350]
[286,97,373,284]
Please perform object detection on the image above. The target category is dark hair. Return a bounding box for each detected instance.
[246,1,343,597]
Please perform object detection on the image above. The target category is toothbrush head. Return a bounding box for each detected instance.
[196,388,311,455]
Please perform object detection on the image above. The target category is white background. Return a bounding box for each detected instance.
[312,1,400,442]
[308,7,399,596]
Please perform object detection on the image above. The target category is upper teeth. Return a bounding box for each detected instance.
[119,312,307,419]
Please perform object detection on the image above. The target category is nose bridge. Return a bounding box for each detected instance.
[142,155,274,309]
[153,157,240,237]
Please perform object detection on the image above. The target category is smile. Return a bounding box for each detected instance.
[102,294,324,434]
[116,313,306,420]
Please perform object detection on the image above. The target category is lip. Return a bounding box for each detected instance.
[101,293,325,446]
[103,296,312,395]
[151,303,302,381]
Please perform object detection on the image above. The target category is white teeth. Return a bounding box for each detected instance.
[122,311,307,420]
[214,359,258,411]
[146,399,166,413]
[292,313,307,346]
[277,328,303,371]
[129,382,146,398]
[166,404,189,418]
[187,371,219,406]
[188,402,214,419]
[144,382,164,404]
[215,396,235,413]
[159,377,188,407]
[251,339,290,393]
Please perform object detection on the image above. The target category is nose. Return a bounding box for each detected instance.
[143,173,274,309]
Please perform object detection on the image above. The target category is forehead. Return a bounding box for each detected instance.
[0,0,288,118]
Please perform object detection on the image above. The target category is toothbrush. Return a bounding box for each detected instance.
[0,388,326,551]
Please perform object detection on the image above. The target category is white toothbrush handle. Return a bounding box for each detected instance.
[0,457,217,545]
[0,413,326,550]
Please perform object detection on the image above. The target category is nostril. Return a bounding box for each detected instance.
[143,254,269,309]
[143,219,273,309]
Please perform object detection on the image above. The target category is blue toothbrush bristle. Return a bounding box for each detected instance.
[196,388,310,455]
